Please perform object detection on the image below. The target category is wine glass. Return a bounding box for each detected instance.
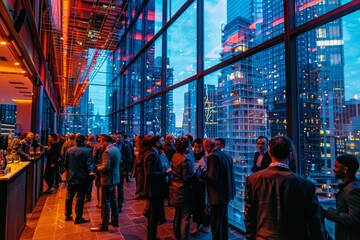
[29,147,34,159]
[13,155,20,168]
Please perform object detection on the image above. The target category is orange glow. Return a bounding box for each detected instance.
[147,10,155,21]
[12,99,32,103]
[62,0,70,106]
[272,18,284,27]
[298,0,323,12]
[249,18,263,30]
[226,32,245,44]
[223,45,232,53]
[147,34,154,42]
[131,33,142,40]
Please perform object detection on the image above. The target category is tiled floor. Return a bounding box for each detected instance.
[20,179,245,240]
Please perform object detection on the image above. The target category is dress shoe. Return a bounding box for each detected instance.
[90,227,108,232]
[74,218,90,224]
[109,221,119,227]
[65,216,73,221]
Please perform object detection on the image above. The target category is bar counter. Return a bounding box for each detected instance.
[25,155,44,213]
[0,162,29,240]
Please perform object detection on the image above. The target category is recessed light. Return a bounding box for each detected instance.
[0,41,7,45]
[14,62,20,65]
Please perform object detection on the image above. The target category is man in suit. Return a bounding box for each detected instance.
[143,135,172,240]
[201,138,235,240]
[245,135,325,240]
[92,134,106,208]
[324,154,360,240]
[163,134,175,161]
[64,134,93,224]
[251,136,271,173]
[114,131,133,212]
[91,135,121,232]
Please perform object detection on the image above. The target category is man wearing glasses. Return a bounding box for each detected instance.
[251,136,271,173]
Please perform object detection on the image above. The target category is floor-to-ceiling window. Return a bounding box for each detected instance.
[108,0,360,237]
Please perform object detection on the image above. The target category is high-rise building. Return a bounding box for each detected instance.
[218,16,268,224]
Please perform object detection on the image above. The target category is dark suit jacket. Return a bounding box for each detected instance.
[203,149,235,205]
[245,165,325,240]
[325,180,360,240]
[143,148,167,198]
[64,146,93,185]
[251,151,271,173]
[98,144,121,186]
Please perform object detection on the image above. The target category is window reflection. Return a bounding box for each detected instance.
[145,38,163,97]
[166,84,196,137]
[145,96,162,135]
[167,2,196,86]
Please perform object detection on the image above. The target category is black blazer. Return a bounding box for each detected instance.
[203,149,235,205]
[143,148,167,198]
[251,151,271,173]
[245,166,325,240]
[325,180,360,240]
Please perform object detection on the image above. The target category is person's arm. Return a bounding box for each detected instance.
[182,158,194,182]
[17,141,29,159]
[201,154,219,183]
[147,153,167,179]
[98,150,110,172]
[86,149,94,172]
[305,183,326,240]
[244,176,257,240]
[326,186,360,227]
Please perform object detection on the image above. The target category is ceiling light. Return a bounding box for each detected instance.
[12,99,32,103]
[14,62,20,65]
[0,41,7,45]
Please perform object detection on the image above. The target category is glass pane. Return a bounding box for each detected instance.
[146,0,163,41]
[167,2,196,86]
[167,0,186,20]
[145,38,163,97]
[166,83,197,138]
[145,96,162,135]
[129,57,142,104]
[205,0,283,69]
[130,104,141,138]
[297,11,360,239]
[130,13,143,58]
[296,0,351,26]
[119,40,127,71]
[204,44,285,231]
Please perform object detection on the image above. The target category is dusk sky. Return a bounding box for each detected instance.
[88,2,360,126]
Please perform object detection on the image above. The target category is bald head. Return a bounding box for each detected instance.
[203,138,216,154]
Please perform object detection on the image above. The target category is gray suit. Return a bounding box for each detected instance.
[97,144,121,228]
[98,144,121,186]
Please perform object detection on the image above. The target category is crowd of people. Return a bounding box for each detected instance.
[2,130,359,240]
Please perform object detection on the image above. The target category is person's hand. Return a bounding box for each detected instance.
[50,163,55,168]
[166,168,172,175]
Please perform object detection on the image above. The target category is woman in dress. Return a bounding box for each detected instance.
[169,137,194,240]
[191,138,211,234]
